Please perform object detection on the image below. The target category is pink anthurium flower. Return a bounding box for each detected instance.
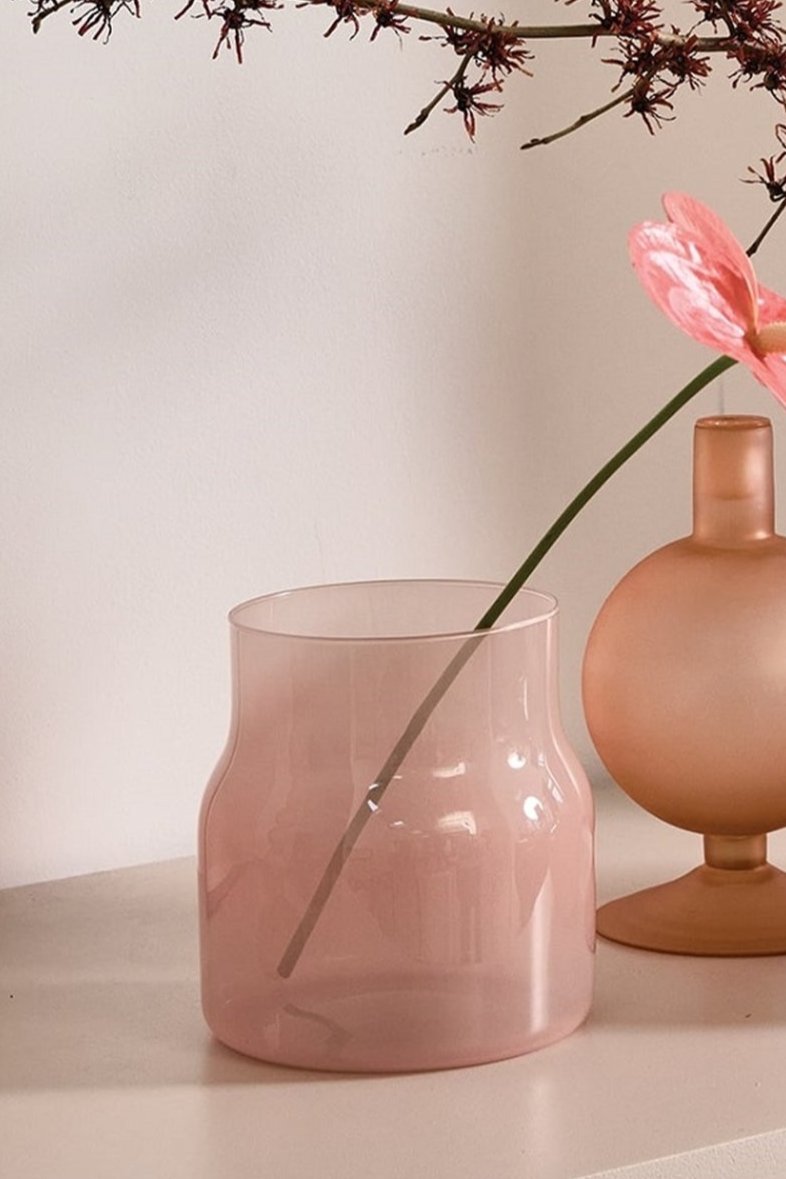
[629,192,786,405]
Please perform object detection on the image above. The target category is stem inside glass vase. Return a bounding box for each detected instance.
[276,353,736,977]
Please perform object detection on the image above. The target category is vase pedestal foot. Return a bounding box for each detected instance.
[598,860,786,956]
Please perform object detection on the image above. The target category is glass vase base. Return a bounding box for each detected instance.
[204,972,592,1073]
[597,862,786,957]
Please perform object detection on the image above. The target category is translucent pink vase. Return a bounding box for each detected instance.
[199,580,594,1072]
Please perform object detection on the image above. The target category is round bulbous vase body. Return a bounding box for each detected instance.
[199,580,595,1072]
[583,415,786,956]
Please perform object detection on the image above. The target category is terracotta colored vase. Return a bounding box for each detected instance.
[583,415,786,956]
[200,580,595,1071]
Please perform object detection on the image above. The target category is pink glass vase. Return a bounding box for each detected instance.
[199,579,594,1072]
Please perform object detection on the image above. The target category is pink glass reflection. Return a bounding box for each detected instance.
[199,580,594,1072]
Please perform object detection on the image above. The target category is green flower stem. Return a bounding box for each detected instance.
[474,353,737,631]
[277,352,736,978]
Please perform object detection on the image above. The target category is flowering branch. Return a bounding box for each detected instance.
[352,3,601,37]
[21,0,728,41]
[23,0,786,201]
[23,0,786,172]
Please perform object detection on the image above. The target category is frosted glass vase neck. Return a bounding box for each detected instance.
[692,415,774,544]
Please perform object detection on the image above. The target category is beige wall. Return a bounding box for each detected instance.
[2,1,783,884]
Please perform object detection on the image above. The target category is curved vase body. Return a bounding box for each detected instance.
[200,580,594,1071]
[584,416,786,955]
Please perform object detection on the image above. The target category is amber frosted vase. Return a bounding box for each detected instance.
[584,415,786,956]
[199,580,594,1072]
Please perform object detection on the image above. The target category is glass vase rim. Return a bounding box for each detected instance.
[228,578,558,645]
[695,414,771,431]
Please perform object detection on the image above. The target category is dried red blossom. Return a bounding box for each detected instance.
[324,0,362,37]
[691,0,783,39]
[603,36,660,83]
[174,0,279,57]
[731,0,784,38]
[604,33,709,108]
[421,12,531,79]
[590,0,662,42]
[659,34,712,88]
[471,19,533,79]
[746,153,786,198]
[213,1,277,61]
[419,7,471,51]
[444,77,502,139]
[370,0,410,40]
[69,0,139,41]
[625,78,675,132]
[729,36,786,94]
[294,0,362,37]
[745,124,786,199]
[174,0,211,18]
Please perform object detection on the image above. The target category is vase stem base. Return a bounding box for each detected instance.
[597,860,786,956]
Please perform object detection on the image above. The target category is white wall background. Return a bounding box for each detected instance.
[2,0,785,886]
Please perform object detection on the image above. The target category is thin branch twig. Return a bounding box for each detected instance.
[31,0,72,31]
[404,48,472,135]
[347,0,732,47]
[521,86,635,149]
[29,0,735,50]
[748,198,786,257]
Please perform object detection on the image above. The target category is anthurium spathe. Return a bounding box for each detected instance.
[629,192,786,404]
